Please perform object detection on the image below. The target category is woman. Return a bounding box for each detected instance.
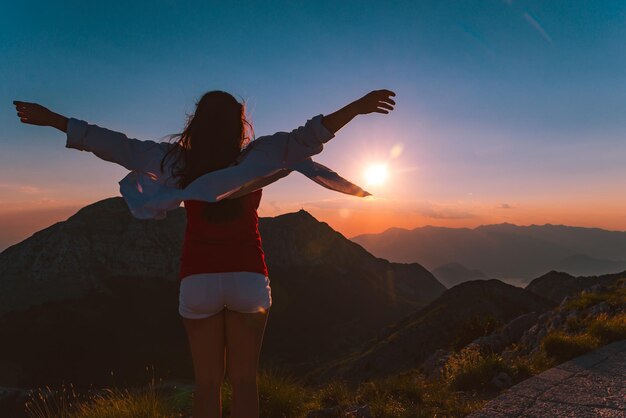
[13,89,396,417]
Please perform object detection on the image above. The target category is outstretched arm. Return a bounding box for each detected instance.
[252,89,397,168]
[13,101,171,176]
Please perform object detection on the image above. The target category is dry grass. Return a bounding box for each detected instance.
[25,379,184,418]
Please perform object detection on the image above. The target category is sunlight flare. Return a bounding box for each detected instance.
[364,164,389,186]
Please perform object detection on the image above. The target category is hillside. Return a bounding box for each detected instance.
[352,223,626,281]
[0,197,444,387]
[314,279,555,382]
[525,269,626,303]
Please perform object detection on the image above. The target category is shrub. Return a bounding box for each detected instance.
[541,331,600,362]
[443,346,510,391]
[564,315,586,333]
[315,380,353,408]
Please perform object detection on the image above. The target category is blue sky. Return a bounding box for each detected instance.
[1,0,626,249]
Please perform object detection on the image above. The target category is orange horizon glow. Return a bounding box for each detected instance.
[3,196,626,252]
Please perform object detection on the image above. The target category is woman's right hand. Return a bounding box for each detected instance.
[321,89,396,135]
[13,101,68,132]
[351,89,396,115]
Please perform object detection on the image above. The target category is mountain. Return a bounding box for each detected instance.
[432,262,489,288]
[554,254,626,277]
[352,223,626,280]
[0,197,445,388]
[525,270,626,303]
[315,280,555,382]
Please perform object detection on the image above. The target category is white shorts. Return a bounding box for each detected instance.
[179,271,272,319]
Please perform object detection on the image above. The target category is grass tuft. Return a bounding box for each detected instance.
[444,346,506,391]
[25,379,183,418]
[258,369,314,417]
[541,331,600,363]
[588,312,626,343]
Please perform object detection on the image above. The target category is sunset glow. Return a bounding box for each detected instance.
[364,164,389,186]
[3,1,626,252]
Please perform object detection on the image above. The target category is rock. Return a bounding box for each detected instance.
[536,327,547,342]
[588,284,608,294]
[504,313,541,341]
[588,301,610,316]
[345,405,371,417]
[0,387,30,418]
[471,313,541,355]
[537,312,552,324]
[501,349,517,361]
[491,372,512,389]
[421,349,453,380]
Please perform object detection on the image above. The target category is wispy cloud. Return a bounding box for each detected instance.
[498,203,513,209]
[413,202,476,220]
[523,12,553,45]
[0,183,41,195]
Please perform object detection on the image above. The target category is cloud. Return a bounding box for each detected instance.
[0,183,41,195]
[413,202,476,220]
[523,12,553,45]
[498,203,513,209]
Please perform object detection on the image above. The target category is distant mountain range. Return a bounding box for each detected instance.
[0,198,444,387]
[352,224,626,282]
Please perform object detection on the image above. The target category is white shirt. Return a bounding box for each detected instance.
[65,114,370,220]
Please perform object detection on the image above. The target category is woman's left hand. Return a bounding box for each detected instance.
[13,101,68,132]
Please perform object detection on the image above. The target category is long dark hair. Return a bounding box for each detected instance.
[160,91,254,222]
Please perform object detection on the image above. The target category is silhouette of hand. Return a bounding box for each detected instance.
[353,90,396,115]
[13,101,57,126]
[13,101,68,131]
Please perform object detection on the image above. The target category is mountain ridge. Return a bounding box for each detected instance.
[351,223,626,281]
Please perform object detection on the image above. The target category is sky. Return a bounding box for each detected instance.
[1,0,626,250]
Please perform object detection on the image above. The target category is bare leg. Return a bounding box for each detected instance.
[182,310,226,418]
[224,309,269,418]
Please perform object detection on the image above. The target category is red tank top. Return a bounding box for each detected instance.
[178,189,268,280]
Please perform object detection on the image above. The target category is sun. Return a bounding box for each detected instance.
[364,164,388,186]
